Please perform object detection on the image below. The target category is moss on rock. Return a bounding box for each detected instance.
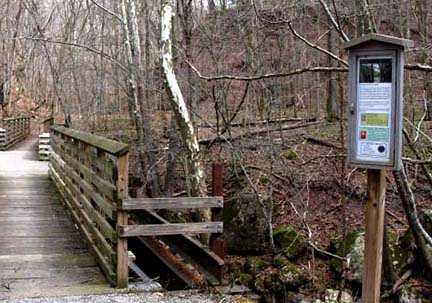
[254,261,307,303]
[272,254,289,268]
[273,225,305,259]
[224,194,269,253]
[329,230,360,274]
[282,149,299,160]
[388,232,414,273]
[244,257,270,277]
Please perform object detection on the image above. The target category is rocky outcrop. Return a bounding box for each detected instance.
[224,194,269,253]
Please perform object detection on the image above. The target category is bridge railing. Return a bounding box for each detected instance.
[0,116,30,150]
[49,126,225,289]
[49,125,129,287]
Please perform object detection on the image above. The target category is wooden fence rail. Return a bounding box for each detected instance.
[0,117,30,150]
[49,125,225,288]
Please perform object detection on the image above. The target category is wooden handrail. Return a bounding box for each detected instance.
[51,125,129,156]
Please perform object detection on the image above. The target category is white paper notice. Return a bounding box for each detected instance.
[356,83,392,162]
[358,83,392,111]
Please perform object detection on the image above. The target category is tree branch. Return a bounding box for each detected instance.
[405,63,432,72]
[287,22,348,67]
[318,0,349,42]
[187,61,348,82]
[89,0,123,22]
[21,36,128,73]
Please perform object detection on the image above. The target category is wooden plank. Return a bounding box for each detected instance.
[131,210,225,285]
[0,247,88,256]
[119,222,223,237]
[116,154,129,288]
[0,236,86,249]
[0,208,69,217]
[362,169,386,303]
[0,267,104,282]
[0,253,97,269]
[121,196,223,211]
[210,163,225,261]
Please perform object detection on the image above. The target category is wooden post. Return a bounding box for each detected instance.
[362,169,386,303]
[210,163,225,261]
[116,153,129,288]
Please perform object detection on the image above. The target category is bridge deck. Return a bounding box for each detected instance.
[0,136,110,299]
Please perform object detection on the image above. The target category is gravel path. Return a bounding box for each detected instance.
[3,292,237,303]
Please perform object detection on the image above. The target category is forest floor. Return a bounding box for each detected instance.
[97,115,432,301]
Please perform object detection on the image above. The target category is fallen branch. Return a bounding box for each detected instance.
[390,269,413,295]
[300,154,345,166]
[304,135,343,149]
[199,117,316,129]
[199,121,322,145]
[308,241,346,261]
[385,209,406,226]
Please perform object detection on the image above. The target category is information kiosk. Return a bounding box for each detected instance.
[344,34,413,303]
[345,34,413,170]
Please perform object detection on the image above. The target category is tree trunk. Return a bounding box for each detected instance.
[122,0,160,197]
[161,1,210,222]
[326,29,338,121]
[394,166,432,279]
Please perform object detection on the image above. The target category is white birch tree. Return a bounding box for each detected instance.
[161,0,210,221]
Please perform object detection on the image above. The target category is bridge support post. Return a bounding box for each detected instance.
[117,154,129,288]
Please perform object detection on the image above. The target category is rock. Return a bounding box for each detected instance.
[388,232,415,273]
[274,224,305,259]
[331,230,413,283]
[324,289,353,303]
[224,194,269,253]
[254,262,307,302]
[344,233,364,283]
[420,209,432,234]
[399,286,421,303]
[330,231,363,283]
[244,257,270,277]
[278,262,307,288]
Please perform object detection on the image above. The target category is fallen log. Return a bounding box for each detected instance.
[199,121,323,145]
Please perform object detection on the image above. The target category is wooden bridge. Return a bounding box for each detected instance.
[0,118,225,299]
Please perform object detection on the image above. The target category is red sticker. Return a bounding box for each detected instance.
[360,131,367,139]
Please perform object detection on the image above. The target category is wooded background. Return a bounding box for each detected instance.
[1,0,432,300]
